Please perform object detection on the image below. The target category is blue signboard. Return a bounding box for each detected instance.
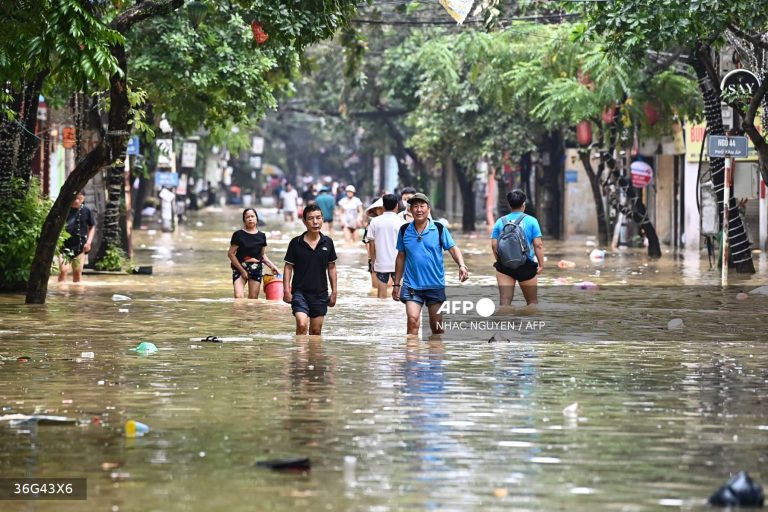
[155,171,179,188]
[126,136,140,156]
[707,135,749,158]
[565,170,578,183]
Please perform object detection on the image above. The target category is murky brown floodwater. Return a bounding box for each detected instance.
[1,206,767,511]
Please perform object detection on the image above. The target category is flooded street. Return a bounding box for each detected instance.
[1,207,767,511]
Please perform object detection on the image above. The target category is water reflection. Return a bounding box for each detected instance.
[1,207,767,511]
[286,337,335,448]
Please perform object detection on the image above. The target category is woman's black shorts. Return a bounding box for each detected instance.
[494,259,538,282]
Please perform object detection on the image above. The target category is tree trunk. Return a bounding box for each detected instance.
[26,44,132,304]
[601,152,662,258]
[692,46,755,273]
[97,161,126,262]
[0,89,27,200]
[454,160,476,232]
[0,119,21,200]
[578,149,610,245]
[627,189,662,259]
[17,72,47,191]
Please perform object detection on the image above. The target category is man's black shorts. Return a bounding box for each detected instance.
[494,259,538,282]
[291,290,329,318]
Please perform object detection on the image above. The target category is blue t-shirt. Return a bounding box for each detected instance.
[315,193,336,222]
[491,212,542,261]
[396,221,456,290]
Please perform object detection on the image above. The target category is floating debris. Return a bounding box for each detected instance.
[708,471,764,507]
[255,457,311,471]
[667,318,684,330]
[130,342,158,355]
[0,414,77,426]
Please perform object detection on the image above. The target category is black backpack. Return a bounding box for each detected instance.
[399,221,445,253]
[496,214,529,269]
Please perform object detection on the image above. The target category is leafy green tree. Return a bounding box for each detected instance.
[0,0,122,200]
[481,23,700,255]
[0,0,358,303]
[396,30,539,231]
[578,0,768,271]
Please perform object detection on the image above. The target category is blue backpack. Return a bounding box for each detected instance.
[497,214,529,270]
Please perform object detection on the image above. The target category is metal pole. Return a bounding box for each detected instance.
[722,156,732,286]
[760,174,767,251]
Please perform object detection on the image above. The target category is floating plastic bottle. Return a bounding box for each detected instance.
[125,419,150,438]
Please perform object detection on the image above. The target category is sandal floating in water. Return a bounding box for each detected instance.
[191,336,254,343]
[255,458,311,471]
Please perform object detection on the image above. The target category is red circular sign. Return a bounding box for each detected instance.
[630,161,653,188]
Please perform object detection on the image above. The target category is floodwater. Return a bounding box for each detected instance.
[1,207,767,511]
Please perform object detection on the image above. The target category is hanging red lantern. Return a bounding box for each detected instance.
[601,104,617,124]
[251,21,269,45]
[576,120,592,146]
[643,102,660,126]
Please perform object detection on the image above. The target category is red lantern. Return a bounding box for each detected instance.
[251,21,269,45]
[601,104,617,124]
[643,102,659,126]
[576,120,592,146]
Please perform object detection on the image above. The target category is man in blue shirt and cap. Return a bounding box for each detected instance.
[392,193,469,335]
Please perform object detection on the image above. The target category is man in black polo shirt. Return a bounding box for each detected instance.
[283,204,338,335]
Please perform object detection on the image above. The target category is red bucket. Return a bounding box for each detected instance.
[264,278,284,301]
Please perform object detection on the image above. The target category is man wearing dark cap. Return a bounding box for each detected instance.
[392,193,469,335]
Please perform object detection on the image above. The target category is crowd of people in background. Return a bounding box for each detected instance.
[229,179,545,337]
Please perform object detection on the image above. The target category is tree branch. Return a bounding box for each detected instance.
[696,43,721,95]
[743,77,768,183]
[727,23,768,51]
[281,105,410,119]
[110,0,184,33]
[644,48,686,78]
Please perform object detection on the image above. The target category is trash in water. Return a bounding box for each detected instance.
[667,318,684,330]
[488,333,511,343]
[110,471,131,482]
[16,356,30,363]
[574,281,599,291]
[255,457,311,471]
[589,249,606,262]
[562,403,579,417]
[494,488,508,498]
[112,294,131,301]
[708,471,764,507]
[101,462,120,471]
[736,292,749,300]
[190,336,254,343]
[0,414,77,426]
[749,285,768,296]
[124,419,150,438]
[557,259,576,269]
[118,308,129,313]
[130,342,158,354]
[81,352,95,359]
